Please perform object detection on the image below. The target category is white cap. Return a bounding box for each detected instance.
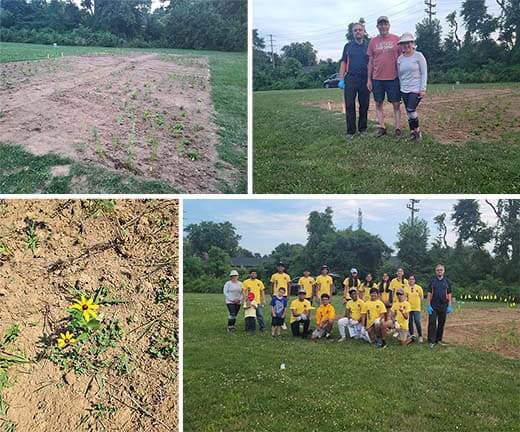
[229,270,239,277]
[351,268,358,273]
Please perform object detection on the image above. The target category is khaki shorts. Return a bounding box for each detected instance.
[398,329,410,341]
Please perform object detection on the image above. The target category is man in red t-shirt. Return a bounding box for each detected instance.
[367,16,402,139]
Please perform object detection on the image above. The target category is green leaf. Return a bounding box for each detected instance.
[86,319,101,331]
[76,332,89,342]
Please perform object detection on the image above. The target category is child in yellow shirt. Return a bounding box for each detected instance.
[311,294,336,340]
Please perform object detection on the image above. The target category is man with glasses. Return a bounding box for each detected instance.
[338,22,370,139]
[427,264,453,348]
[367,16,402,139]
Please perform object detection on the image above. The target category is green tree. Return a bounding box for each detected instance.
[415,18,443,66]
[185,221,241,257]
[281,41,317,66]
[396,217,430,274]
[452,200,492,249]
[205,246,231,278]
[461,0,497,40]
[433,213,449,249]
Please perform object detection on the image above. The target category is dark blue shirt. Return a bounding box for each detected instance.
[341,41,369,78]
[428,277,452,307]
[270,296,287,318]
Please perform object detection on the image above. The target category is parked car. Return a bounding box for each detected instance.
[323,73,340,88]
[289,274,340,296]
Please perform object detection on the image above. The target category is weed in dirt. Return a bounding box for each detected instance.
[155,113,166,128]
[131,90,138,100]
[148,133,159,162]
[113,351,133,376]
[111,136,122,149]
[149,333,177,361]
[86,199,116,217]
[187,150,200,161]
[25,222,38,253]
[155,279,176,303]
[194,124,204,132]
[0,238,9,257]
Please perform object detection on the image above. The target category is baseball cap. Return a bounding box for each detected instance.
[229,270,239,276]
[298,288,306,294]
[377,16,389,24]
[350,268,358,273]
[277,262,285,268]
[396,288,405,295]
[348,288,358,294]
[398,32,414,44]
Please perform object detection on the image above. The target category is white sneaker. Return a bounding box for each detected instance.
[282,323,287,330]
[393,331,399,338]
[337,337,346,342]
[418,336,424,343]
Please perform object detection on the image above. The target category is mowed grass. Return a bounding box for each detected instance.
[253,84,520,194]
[184,293,520,432]
[0,42,246,193]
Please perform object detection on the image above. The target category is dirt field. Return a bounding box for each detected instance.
[0,200,178,431]
[0,53,228,193]
[308,86,520,144]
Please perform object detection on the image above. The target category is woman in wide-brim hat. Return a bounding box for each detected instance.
[397,32,428,141]
[223,269,243,332]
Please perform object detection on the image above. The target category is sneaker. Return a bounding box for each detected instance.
[411,335,418,342]
[393,331,399,338]
[428,342,435,349]
[406,131,417,141]
[375,127,387,138]
[282,323,287,330]
[395,128,402,139]
[325,332,331,339]
[418,336,424,343]
[415,131,422,141]
[359,130,368,137]
[337,337,346,342]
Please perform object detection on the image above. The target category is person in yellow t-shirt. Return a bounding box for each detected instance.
[361,288,388,348]
[337,288,365,341]
[270,262,291,297]
[298,270,316,304]
[343,268,361,303]
[289,289,312,337]
[378,272,393,309]
[242,269,267,332]
[311,293,336,340]
[389,267,408,304]
[389,289,412,345]
[405,274,424,342]
[315,265,333,304]
[359,272,377,302]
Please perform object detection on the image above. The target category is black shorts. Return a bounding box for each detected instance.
[401,92,422,112]
[272,316,284,326]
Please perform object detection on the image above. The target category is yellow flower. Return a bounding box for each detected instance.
[70,295,99,322]
[57,331,76,349]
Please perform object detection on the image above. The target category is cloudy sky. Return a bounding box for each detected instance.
[184,198,500,256]
[253,0,502,60]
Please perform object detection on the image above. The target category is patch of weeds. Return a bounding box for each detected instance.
[155,113,166,128]
[86,199,116,217]
[187,150,200,161]
[155,279,176,303]
[131,90,138,100]
[149,333,177,360]
[112,351,133,376]
[194,124,204,132]
[0,238,10,258]
[25,222,39,253]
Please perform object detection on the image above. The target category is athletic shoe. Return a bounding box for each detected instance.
[418,336,424,343]
[411,335,418,342]
[325,332,331,339]
[406,131,417,141]
[337,337,346,342]
[375,127,387,138]
[415,131,422,141]
[393,331,399,338]
[359,130,368,137]
[428,342,435,349]
[282,323,287,330]
[395,128,402,139]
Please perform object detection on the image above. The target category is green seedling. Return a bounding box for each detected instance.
[25,222,39,252]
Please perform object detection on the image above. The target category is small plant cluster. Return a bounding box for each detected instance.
[459,293,517,308]
[47,287,126,375]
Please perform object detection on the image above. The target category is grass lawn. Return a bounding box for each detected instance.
[184,293,520,432]
[253,84,520,194]
[0,42,246,193]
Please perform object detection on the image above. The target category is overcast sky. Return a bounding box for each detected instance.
[184,198,500,256]
[254,0,502,60]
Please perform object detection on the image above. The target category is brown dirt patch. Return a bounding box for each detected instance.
[0,53,228,193]
[306,85,520,144]
[0,199,178,431]
[424,306,520,359]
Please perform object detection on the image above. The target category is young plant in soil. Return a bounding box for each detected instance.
[25,222,39,253]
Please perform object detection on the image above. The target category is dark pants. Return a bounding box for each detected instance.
[226,303,241,328]
[344,75,369,135]
[291,319,310,337]
[245,317,256,332]
[428,304,447,343]
[256,304,265,331]
[409,310,422,337]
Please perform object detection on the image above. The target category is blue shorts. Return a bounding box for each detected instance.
[372,78,400,103]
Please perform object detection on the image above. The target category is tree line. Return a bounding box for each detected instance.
[184,199,519,301]
[254,0,520,90]
[0,0,246,51]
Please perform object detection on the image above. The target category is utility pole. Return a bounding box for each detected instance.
[357,208,363,231]
[424,0,436,25]
[407,199,420,226]
[268,34,275,68]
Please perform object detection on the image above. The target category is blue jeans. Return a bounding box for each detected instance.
[408,310,422,337]
[256,304,266,331]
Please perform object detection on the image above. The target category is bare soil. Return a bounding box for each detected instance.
[0,53,228,193]
[307,86,520,144]
[0,200,178,431]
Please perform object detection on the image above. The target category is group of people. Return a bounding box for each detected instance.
[223,263,452,349]
[338,16,427,141]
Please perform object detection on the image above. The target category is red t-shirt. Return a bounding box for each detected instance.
[367,34,401,80]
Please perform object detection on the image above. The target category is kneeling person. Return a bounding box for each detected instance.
[290,289,312,337]
[337,288,365,341]
[390,289,412,345]
[361,288,387,348]
[312,294,336,340]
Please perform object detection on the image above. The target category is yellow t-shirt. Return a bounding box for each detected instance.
[342,277,361,300]
[361,299,387,328]
[405,284,423,312]
[358,283,376,302]
[242,278,265,302]
[379,281,392,304]
[316,275,333,297]
[270,272,291,294]
[346,299,365,321]
[391,300,411,329]
[298,276,315,298]
[316,303,335,326]
[289,298,312,323]
[389,278,408,300]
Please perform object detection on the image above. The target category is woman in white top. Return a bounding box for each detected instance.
[223,269,243,332]
[397,32,428,141]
